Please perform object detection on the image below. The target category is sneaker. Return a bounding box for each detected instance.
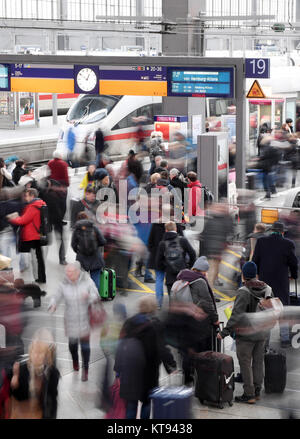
[255,387,261,400]
[235,394,256,404]
[81,369,88,382]
[73,361,79,372]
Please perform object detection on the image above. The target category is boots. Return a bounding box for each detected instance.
[134,260,144,278]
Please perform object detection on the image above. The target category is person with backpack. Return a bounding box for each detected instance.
[71,212,106,290]
[170,256,220,384]
[7,188,47,284]
[187,171,203,217]
[217,261,274,404]
[155,221,196,305]
[70,185,101,229]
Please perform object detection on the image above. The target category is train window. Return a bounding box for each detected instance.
[153,102,163,116]
[292,192,300,208]
[112,108,138,130]
[67,95,119,122]
[137,104,153,122]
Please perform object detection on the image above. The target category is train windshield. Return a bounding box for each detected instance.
[67,95,120,124]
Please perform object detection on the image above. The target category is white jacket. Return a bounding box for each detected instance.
[50,270,99,339]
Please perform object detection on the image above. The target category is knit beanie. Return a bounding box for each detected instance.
[242,261,257,280]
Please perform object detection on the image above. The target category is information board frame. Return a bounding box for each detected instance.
[167,66,235,98]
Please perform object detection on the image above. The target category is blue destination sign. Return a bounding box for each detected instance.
[11,64,74,79]
[167,67,234,98]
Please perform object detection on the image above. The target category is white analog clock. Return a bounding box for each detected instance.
[76,67,97,92]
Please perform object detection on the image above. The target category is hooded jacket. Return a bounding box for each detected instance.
[221,279,273,342]
[10,198,46,242]
[49,270,99,339]
[177,269,219,339]
[187,180,202,217]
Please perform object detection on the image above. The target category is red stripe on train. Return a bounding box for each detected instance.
[39,93,79,100]
[218,163,228,171]
[104,130,153,141]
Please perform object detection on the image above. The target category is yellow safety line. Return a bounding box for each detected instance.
[218,273,238,287]
[221,260,241,273]
[213,288,235,302]
[128,273,155,294]
[226,249,242,259]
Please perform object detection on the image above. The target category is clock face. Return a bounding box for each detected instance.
[76,67,98,92]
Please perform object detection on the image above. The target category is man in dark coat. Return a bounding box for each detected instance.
[71,212,106,289]
[252,221,298,347]
[156,221,196,300]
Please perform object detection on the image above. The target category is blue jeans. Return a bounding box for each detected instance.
[126,400,151,420]
[90,269,101,290]
[155,270,165,308]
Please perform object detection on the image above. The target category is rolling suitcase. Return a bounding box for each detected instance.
[100,268,116,301]
[264,349,286,394]
[289,280,300,306]
[150,386,193,419]
[194,351,235,409]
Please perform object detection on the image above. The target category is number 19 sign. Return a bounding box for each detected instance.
[245,58,270,79]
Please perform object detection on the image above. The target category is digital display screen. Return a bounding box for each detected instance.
[99,65,167,81]
[168,67,234,98]
[0,64,10,90]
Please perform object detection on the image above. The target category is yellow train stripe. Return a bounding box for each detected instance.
[11,77,74,93]
[226,249,242,258]
[221,260,241,273]
[99,80,168,96]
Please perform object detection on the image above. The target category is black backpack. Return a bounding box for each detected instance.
[164,237,186,273]
[33,204,51,246]
[195,184,214,207]
[77,224,99,256]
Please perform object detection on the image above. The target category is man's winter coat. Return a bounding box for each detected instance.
[147,223,184,270]
[71,219,106,271]
[221,280,273,342]
[252,234,298,305]
[155,232,196,285]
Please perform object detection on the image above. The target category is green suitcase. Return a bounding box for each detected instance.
[99,269,109,299]
[100,268,116,301]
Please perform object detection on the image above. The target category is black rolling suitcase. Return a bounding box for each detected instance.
[194,325,235,409]
[264,349,286,394]
[290,279,300,306]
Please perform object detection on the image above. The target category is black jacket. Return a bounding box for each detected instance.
[148,223,184,270]
[170,176,187,200]
[156,232,196,285]
[200,212,233,258]
[252,234,298,305]
[71,219,106,271]
[12,167,27,185]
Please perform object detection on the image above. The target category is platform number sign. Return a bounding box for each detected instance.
[245,58,270,79]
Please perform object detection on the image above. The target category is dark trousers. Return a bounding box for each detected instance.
[126,399,151,420]
[24,240,46,282]
[68,336,90,371]
[53,222,66,264]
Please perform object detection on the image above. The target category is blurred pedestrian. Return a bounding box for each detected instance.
[48,262,100,381]
[47,151,69,188]
[7,188,47,284]
[9,328,60,419]
[71,212,106,289]
[0,158,13,190]
[70,185,100,229]
[79,163,96,195]
[156,221,196,300]
[252,221,298,347]
[12,160,28,186]
[175,256,220,384]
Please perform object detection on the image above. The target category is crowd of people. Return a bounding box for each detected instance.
[0,122,299,419]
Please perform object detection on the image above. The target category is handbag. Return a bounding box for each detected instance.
[105,378,127,419]
[88,300,107,329]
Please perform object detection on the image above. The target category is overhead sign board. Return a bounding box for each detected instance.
[245,58,270,79]
[99,65,168,96]
[10,63,74,93]
[167,67,235,98]
[246,80,266,98]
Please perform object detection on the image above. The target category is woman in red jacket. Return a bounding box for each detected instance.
[8,188,47,284]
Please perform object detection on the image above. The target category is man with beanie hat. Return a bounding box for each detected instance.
[252,221,298,347]
[217,261,273,404]
[174,255,220,384]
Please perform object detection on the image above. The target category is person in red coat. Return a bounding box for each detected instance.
[8,188,47,284]
[187,171,203,217]
[47,151,69,187]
